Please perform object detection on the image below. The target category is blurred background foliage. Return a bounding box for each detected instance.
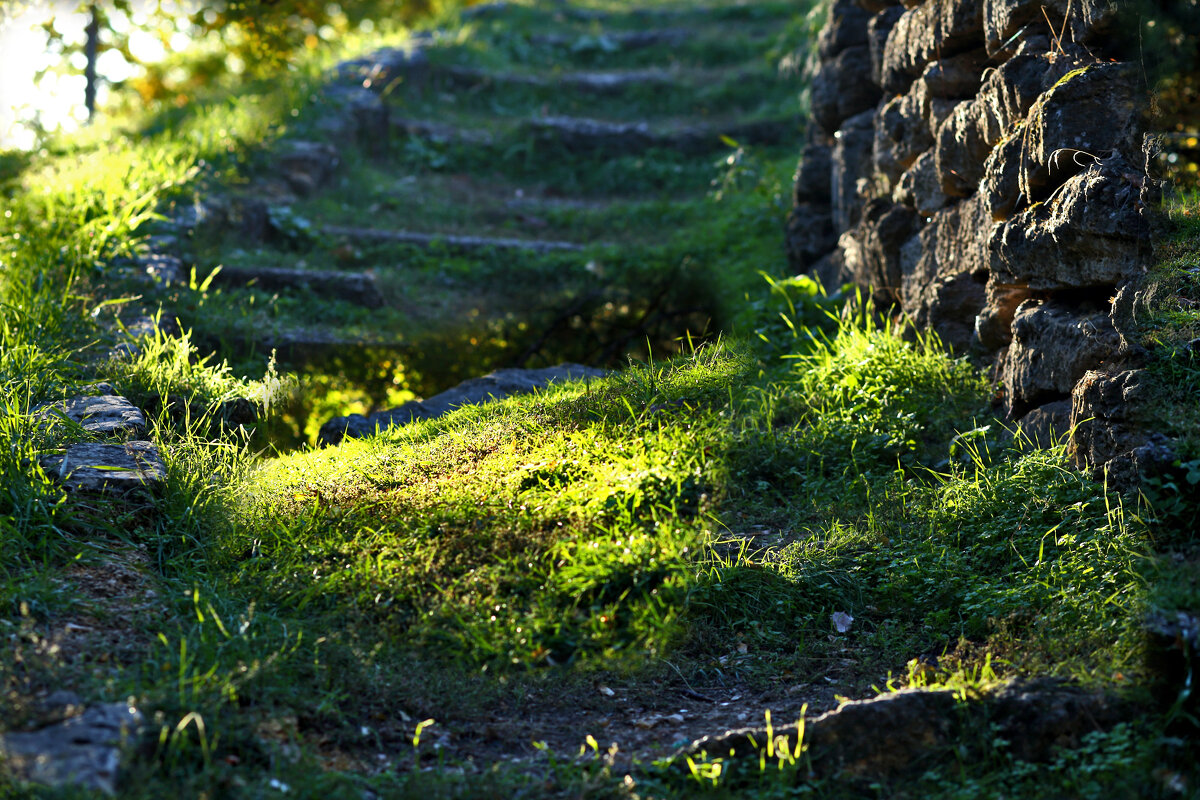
[1137,0,1200,192]
[31,0,449,125]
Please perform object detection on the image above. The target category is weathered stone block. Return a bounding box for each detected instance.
[893,150,948,216]
[844,198,918,303]
[809,246,854,292]
[984,0,1121,58]
[819,0,873,59]
[58,442,166,494]
[880,0,983,95]
[210,266,384,308]
[787,205,837,270]
[793,136,834,205]
[917,49,989,99]
[1015,399,1072,447]
[831,110,877,234]
[855,0,901,13]
[275,141,340,197]
[973,278,1031,351]
[0,703,143,795]
[874,87,933,188]
[903,194,994,295]
[36,396,145,437]
[990,159,1151,290]
[812,46,882,135]
[979,124,1025,221]
[1003,299,1120,415]
[1069,368,1171,486]
[899,195,992,350]
[868,6,906,88]
[320,364,609,445]
[934,54,1071,198]
[1019,62,1142,204]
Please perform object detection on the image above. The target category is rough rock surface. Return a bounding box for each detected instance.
[880,0,983,94]
[1003,300,1120,415]
[56,442,166,494]
[893,150,947,216]
[0,702,143,795]
[786,204,836,269]
[1070,369,1174,483]
[1016,399,1072,447]
[844,199,918,303]
[1018,62,1142,204]
[320,364,609,445]
[812,47,881,135]
[680,679,1129,779]
[990,159,1151,290]
[35,396,146,437]
[831,110,876,234]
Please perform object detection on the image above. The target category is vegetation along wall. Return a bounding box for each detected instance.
[786,0,1165,485]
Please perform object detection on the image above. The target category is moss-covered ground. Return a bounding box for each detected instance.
[0,0,1196,797]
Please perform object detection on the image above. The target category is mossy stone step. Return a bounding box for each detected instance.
[434,64,757,94]
[390,113,797,155]
[528,28,691,50]
[209,265,384,307]
[525,114,798,154]
[318,224,591,253]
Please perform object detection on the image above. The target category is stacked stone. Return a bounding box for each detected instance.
[788,0,1161,479]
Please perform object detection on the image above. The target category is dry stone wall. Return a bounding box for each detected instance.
[787,0,1162,481]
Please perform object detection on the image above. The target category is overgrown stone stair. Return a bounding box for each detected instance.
[140,0,805,445]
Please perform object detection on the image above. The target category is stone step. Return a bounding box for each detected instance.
[530,28,691,50]
[524,114,798,155]
[389,116,497,146]
[319,363,609,445]
[35,395,146,438]
[206,265,384,307]
[0,700,143,795]
[46,441,167,494]
[436,64,748,94]
[391,113,797,155]
[318,224,590,253]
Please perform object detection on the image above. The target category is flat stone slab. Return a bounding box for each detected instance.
[320,363,608,445]
[678,678,1129,778]
[57,442,166,493]
[531,29,690,49]
[319,224,587,253]
[0,702,143,795]
[525,115,797,155]
[439,65,698,93]
[36,396,145,437]
[210,265,384,307]
[389,116,496,145]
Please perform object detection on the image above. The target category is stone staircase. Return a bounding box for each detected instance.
[137,0,803,446]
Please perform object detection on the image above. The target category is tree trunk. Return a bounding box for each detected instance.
[83,3,99,122]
